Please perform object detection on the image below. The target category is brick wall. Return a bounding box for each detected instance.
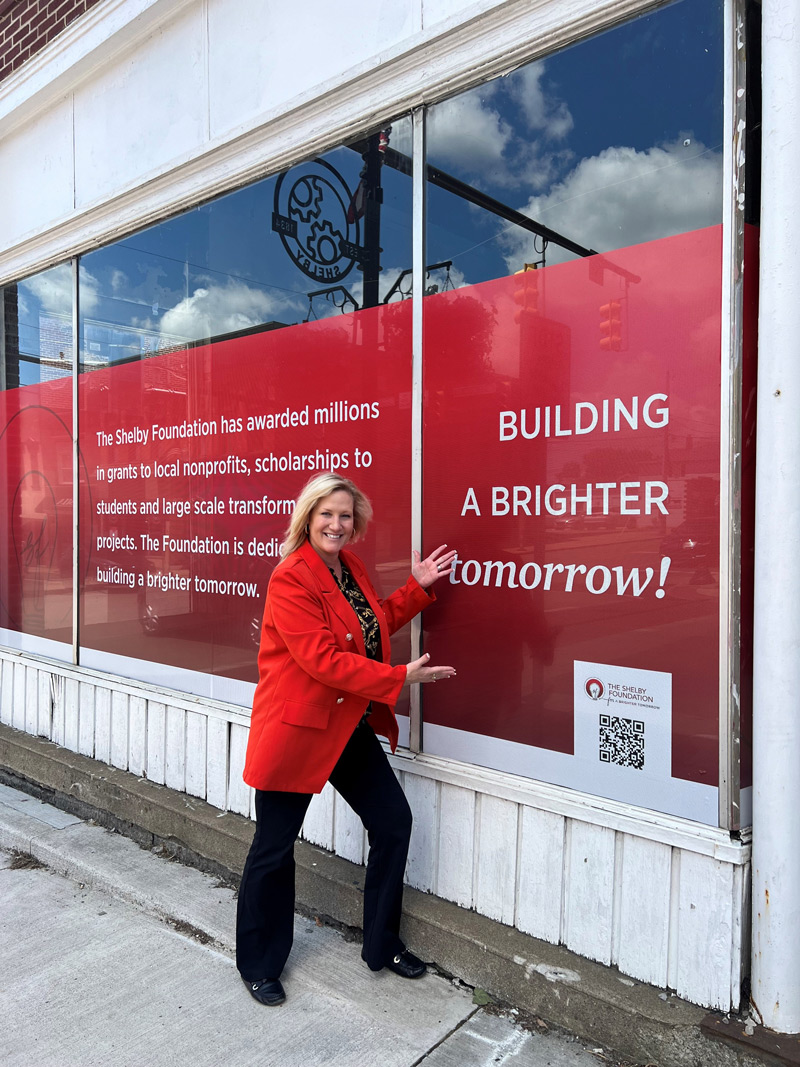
[0,0,104,83]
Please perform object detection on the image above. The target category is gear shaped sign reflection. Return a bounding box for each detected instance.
[273,159,359,283]
[288,177,324,224]
[307,219,345,266]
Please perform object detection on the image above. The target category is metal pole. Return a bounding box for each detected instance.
[409,106,425,754]
[72,259,80,666]
[718,0,747,832]
[751,0,800,1034]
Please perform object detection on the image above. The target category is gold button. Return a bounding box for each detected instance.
[336,697,344,704]
[345,633,353,640]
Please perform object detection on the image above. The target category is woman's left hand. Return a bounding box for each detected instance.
[412,545,458,589]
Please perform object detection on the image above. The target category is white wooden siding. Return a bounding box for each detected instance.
[437,782,476,909]
[185,711,207,799]
[25,666,38,736]
[110,690,129,771]
[164,705,186,792]
[474,794,518,926]
[37,670,51,738]
[302,782,335,851]
[516,806,565,943]
[333,790,366,866]
[0,649,749,1012]
[616,835,672,987]
[206,717,229,812]
[78,682,95,758]
[129,695,147,777]
[226,723,251,818]
[145,701,166,785]
[404,772,438,893]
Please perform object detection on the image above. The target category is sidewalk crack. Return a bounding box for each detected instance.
[409,1005,482,1067]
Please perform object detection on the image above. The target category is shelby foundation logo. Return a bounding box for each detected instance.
[272,160,360,283]
[584,677,605,701]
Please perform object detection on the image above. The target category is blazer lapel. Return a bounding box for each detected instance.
[297,540,365,650]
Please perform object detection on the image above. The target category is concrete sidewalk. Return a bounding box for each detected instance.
[0,782,612,1067]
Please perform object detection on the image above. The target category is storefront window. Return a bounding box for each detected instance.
[421,0,725,823]
[77,120,415,708]
[0,263,77,652]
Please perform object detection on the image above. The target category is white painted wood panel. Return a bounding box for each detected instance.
[615,836,672,988]
[94,687,111,764]
[12,661,26,731]
[674,852,735,1010]
[730,864,748,1012]
[404,773,438,893]
[227,723,252,817]
[37,670,52,738]
[437,782,475,908]
[110,690,129,770]
[185,710,207,799]
[474,794,518,925]
[333,791,366,866]
[666,848,681,992]
[73,6,207,209]
[128,695,147,776]
[50,674,66,746]
[207,0,415,142]
[205,716,229,811]
[24,666,38,735]
[145,700,166,783]
[303,782,335,850]
[64,678,79,753]
[0,96,74,254]
[0,660,11,725]
[516,806,565,944]
[78,683,95,757]
[35,670,50,738]
[165,705,186,792]
[563,821,616,965]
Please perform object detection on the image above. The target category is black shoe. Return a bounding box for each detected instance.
[243,976,286,1005]
[385,949,426,979]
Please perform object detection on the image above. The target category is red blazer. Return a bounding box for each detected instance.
[243,539,434,793]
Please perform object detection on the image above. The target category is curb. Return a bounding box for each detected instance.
[0,721,767,1067]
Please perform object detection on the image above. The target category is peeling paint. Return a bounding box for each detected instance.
[526,962,581,984]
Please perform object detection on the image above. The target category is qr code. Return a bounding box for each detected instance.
[599,715,645,770]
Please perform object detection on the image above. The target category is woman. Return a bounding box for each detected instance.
[237,472,456,1006]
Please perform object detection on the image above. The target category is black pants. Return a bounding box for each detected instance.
[236,720,413,981]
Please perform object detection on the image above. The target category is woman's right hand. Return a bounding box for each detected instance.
[404,652,456,685]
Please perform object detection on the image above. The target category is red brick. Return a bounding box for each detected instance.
[11,8,34,31]
[11,21,30,44]
[16,26,38,49]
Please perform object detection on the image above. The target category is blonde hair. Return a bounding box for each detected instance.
[281,472,373,558]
